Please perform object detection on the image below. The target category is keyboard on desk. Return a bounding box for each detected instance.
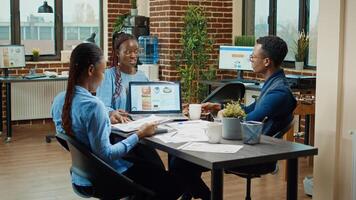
[23,74,47,79]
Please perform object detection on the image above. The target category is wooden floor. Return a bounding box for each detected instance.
[0,124,314,200]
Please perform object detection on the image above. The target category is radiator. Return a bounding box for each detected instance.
[10,81,67,121]
[353,130,356,200]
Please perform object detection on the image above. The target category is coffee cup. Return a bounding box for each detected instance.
[204,122,223,143]
[189,104,202,120]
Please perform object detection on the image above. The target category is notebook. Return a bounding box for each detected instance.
[128,81,188,121]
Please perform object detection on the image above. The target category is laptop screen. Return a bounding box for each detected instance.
[128,81,182,114]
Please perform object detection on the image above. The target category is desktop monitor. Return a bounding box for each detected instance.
[0,45,26,68]
[218,46,254,71]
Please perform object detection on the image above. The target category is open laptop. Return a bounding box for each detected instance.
[128,81,188,121]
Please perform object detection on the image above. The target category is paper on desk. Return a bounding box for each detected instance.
[111,115,171,132]
[153,120,210,143]
[177,142,243,153]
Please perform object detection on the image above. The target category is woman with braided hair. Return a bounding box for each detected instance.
[51,43,184,199]
[96,32,148,124]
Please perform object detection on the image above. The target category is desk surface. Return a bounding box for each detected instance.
[112,130,318,169]
[0,75,67,83]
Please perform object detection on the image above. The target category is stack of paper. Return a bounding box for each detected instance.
[177,142,243,153]
[153,120,210,143]
[111,115,171,132]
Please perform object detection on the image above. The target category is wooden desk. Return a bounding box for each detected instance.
[113,130,318,200]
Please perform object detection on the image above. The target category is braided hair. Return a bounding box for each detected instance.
[111,32,137,103]
[62,43,103,136]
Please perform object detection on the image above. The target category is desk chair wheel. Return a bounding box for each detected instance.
[45,135,56,143]
[4,137,11,143]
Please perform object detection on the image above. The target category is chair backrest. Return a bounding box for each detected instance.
[202,82,245,104]
[272,118,295,139]
[55,133,154,199]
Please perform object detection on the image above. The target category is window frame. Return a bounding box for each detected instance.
[10,0,103,62]
[243,0,316,69]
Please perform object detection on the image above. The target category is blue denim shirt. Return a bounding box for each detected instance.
[244,69,296,136]
[51,86,139,186]
[96,67,148,111]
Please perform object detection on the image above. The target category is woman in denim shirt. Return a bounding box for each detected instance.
[52,43,183,200]
[96,32,148,124]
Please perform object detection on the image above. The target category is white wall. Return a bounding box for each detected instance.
[103,0,108,60]
[314,0,356,199]
[233,0,243,41]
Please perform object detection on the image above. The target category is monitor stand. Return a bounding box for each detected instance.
[221,70,260,85]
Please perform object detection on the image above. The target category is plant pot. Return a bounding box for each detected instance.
[222,117,242,140]
[295,61,304,70]
[32,55,39,61]
[130,9,138,16]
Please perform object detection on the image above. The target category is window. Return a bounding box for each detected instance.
[63,0,101,50]
[244,0,319,67]
[0,0,103,60]
[0,0,11,44]
[276,0,299,61]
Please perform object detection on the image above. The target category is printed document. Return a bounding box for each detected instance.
[111,115,170,132]
[153,120,210,143]
[177,142,243,153]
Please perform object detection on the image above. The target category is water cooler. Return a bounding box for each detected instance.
[137,35,159,81]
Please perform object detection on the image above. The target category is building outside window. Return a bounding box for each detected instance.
[0,0,102,60]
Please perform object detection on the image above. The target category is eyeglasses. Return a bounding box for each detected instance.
[123,49,139,56]
[249,54,265,61]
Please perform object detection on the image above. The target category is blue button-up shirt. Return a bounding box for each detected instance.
[96,67,148,111]
[51,86,139,186]
[244,69,297,136]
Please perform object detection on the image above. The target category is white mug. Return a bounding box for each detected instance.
[204,122,223,143]
[189,104,202,120]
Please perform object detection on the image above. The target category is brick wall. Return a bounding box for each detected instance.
[149,0,233,81]
[1,0,130,128]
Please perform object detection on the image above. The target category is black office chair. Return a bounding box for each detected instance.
[202,82,245,104]
[56,133,155,200]
[225,119,295,200]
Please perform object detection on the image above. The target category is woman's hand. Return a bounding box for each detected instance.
[201,102,221,112]
[109,110,131,124]
[136,122,158,139]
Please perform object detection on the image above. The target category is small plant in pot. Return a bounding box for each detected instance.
[294,30,309,70]
[130,0,138,16]
[221,101,246,140]
[32,48,40,61]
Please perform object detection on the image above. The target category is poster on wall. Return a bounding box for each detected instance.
[0,45,26,68]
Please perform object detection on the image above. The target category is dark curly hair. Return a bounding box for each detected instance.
[256,36,288,66]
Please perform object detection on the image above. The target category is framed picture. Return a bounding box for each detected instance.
[0,45,26,68]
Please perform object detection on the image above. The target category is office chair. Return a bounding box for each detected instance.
[56,133,155,200]
[225,119,295,200]
[202,82,245,104]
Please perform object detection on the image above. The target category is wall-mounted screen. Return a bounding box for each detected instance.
[219,46,254,71]
[0,45,26,68]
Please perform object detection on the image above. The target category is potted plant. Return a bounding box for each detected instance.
[221,101,246,140]
[130,0,138,16]
[32,48,40,61]
[294,30,309,70]
[113,13,129,32]
[234,35,256,46]
[177,5,214,103]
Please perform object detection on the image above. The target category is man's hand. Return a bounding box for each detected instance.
[201,102,221,112]
[109,110,131,124]
[136,122,158,139]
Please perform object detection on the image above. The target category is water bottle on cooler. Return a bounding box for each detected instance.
[138,35,159,64]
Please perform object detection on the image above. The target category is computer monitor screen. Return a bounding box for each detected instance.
[0,45,26,68]
[219,46,254,71]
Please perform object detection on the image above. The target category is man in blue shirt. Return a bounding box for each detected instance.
[173,36,297,200]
